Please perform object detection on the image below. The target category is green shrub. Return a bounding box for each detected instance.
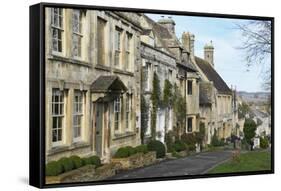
[69,155,83,169]
[88,156,101,167]
[45,161,63,176]
[134,144,148,154]
[181,133,196,151]
[211,134,225,147]
[147,140,166,158]
[187,144,196,151]
[172,140,187,152]
[114,147,129,158]
[114,146,137,158]
[260,137,269,149]
[126,146,137,156]
[82,157,92,166]
[57,157,74,172]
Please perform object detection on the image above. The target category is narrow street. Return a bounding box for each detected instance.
[108,150,233,180]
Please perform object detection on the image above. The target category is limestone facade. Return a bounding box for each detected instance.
[45,8,237,163]
[45,8,142,163]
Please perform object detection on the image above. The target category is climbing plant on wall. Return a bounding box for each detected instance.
[173,83,186,138]
[151,72,161,140]
[141,95,149,144]
[163,79,173,107]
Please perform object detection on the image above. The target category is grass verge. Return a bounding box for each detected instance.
[208,150,271,174]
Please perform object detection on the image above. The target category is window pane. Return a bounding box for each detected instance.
[52,117,57,129]
[58,128,62,141]
[58,117,62,128]
[52,129,57,142]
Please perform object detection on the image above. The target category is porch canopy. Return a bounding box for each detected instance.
[91,75,127,93]
[90,75,128,102]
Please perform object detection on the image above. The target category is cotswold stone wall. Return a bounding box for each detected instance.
[111,151,157,170]
[46,163,122,184]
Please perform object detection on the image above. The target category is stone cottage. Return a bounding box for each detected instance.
[193,42,235,142]
[139,15,177,143]
[45,8,237,164]
[45,8,142,163]
[139,15,201,142]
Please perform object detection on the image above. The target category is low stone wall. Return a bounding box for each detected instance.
[45,163,122,184]
[111,151,157,170]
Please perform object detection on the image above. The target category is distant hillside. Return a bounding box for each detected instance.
[237,91,270,103]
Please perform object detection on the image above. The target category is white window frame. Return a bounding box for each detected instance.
[125,94,132,131]
[73,90,83,142]
[114,97,121,132]
[114,28,122,66]
[51,89,64,147]
[125,32,132,70]
[51,8,64,54]
[72,9,83,59]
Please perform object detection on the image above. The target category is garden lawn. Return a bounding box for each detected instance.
[208,151,271,174]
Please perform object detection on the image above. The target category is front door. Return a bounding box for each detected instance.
[95,103,103,156]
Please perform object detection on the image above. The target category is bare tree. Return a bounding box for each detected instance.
[236,20,272,91]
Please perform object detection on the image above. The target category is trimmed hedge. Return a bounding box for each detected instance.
[69,155,83,169]
[88,156,102,167]
[58,157,74,172]
[134,144,148,154]
[46,161,63,176]
[114,146,136,158]
[45,155,101,176]
[114,145,149,158]
[147,140,166,158]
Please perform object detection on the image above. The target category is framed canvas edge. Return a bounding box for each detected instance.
[29,2,275,189]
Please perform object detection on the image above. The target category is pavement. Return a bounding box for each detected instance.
[107,150,233,180]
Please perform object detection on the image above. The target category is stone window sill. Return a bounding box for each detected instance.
[48,141,90,156]
[113,68,134,76]
[113,131,136,140]
[48,54,92,68]
[95,64,111,72]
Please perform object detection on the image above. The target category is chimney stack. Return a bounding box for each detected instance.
[181,32,195,59]
[157,16,176,34]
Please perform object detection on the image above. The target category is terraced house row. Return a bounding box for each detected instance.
[45,8,238,163]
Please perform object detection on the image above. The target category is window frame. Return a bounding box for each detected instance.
[114,28,122,67]
[97,17,107,65]
[125,94,132,131]
[145,62,152,91]
[72,9,83,59]
[51,8,64,54]
[51,89,65,147]
[114,97,121,132]
[125,32,132,70]
[187,117,193,133]
[73,90,84,142]
[187,80,193,95]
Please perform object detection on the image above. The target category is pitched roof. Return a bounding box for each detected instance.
[195,56,232,95]
[90,75,127,93]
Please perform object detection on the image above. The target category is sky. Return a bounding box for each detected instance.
[146,13,270,92]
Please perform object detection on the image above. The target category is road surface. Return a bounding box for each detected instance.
[108,150,233,180]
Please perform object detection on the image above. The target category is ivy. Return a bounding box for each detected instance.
[173,83,186,137]
[151,72,161,140]
[140,95,149,144]
[162,79,173,108]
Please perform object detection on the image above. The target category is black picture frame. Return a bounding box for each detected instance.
[30,2,274,188]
